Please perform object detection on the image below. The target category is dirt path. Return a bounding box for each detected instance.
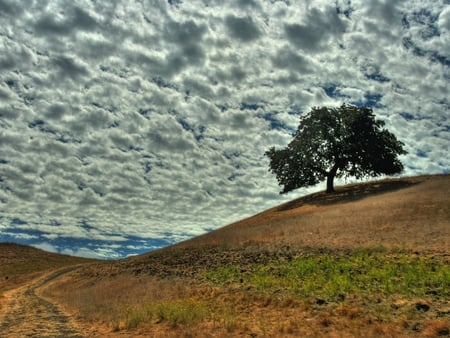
[0,266,85,338]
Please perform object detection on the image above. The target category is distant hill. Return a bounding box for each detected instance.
[0,243,95,292]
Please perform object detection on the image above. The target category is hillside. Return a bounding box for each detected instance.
[169,174,449,253]
[1,174,449,337]
[0,243,95,293]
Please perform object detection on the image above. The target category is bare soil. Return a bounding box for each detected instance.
[0,267,85,337]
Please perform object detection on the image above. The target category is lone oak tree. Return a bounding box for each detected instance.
[265,104,407,193]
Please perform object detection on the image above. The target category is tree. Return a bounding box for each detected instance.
[265,104,407,193]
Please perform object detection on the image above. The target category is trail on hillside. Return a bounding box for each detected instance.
[0,266,85,338]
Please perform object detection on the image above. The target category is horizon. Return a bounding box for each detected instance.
[1,1,449,259]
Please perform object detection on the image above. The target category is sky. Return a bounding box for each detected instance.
[1,0,449,259]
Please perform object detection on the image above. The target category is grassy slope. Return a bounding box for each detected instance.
[169,174,449,253]
[3,174,450,337]
[0,243,95,293]
[0,243,96,322]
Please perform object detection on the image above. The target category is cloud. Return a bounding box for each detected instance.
[225,15,262,42]
[0,38,34,72]
[439,6,450,32]
[365,0,403,26]
[33,6,98,36]
[284,5,347,51]
[0,0,448,258]
[272,47,315,73]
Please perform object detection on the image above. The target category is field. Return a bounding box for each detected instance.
[1,174,449,337]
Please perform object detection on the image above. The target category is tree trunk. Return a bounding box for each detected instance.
[326,165,339,193]
[326,174,335,193]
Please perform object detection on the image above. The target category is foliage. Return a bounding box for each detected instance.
[265,104,407,193]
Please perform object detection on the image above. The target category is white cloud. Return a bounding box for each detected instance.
[439,6,450,32]
[284,6,348,52]
[0,0,448,258]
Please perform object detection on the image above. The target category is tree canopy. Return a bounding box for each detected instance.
[265,104,407,193]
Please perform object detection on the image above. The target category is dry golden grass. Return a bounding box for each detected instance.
[45,269,450,337]
[174,174,449,253]
[423,320,450,337]
[3,174,450,337]
[0,243,94,293]
[0,243,95,331]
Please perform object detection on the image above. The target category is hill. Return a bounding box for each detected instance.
[0,242,95,293]
[169,174,449,253]
[1,174,449,337]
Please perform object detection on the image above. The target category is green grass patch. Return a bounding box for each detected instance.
[124,298,210,329]
[152,299,209,327]
[202,249,450,301]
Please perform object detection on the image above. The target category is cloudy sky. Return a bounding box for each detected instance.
[1,0,449,259]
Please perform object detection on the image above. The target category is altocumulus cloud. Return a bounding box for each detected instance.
[0,0,449,258]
